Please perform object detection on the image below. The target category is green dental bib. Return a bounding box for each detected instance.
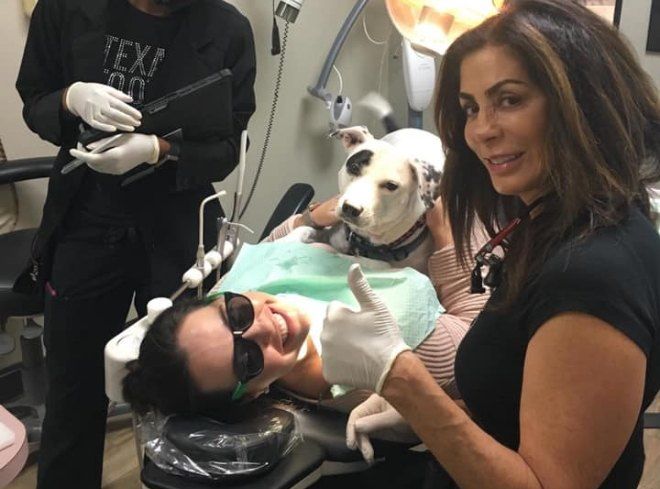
[212,242,442,351]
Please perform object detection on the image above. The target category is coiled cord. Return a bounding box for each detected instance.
[239,21,290,220]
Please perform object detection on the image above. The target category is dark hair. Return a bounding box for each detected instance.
[122,298,239,417]
[436,0,660,307]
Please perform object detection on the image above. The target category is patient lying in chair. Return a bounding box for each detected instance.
[123,224,487,417]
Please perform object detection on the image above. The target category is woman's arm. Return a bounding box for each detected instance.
[383,312,646,489]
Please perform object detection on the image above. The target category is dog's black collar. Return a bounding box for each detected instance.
[345,216,429,262]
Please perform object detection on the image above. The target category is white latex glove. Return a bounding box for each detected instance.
[321,263,411,392]
[65,82,142,132]
[347,393,419,464]
[69,133,160,175]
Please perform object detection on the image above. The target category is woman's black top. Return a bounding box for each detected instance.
[455,206,660,488]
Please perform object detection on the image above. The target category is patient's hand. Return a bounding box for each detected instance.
[311,196,341,227]
[293,196,341,229]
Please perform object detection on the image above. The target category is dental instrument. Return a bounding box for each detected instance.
[60,133,125,174]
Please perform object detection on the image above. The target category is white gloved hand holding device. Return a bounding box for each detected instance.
[321,263,411,392]
[65,82,142,132]
[347,393,419,464]
[69,133,160,175]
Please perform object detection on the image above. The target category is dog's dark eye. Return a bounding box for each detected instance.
[381,181,399,192]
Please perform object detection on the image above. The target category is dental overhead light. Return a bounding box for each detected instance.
[385,0,502,55]
[308,1,500,130]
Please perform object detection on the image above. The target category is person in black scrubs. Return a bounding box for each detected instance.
[15,1,255,488]
[319,1,660,488]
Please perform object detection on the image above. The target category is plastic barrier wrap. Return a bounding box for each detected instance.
[140,407,301,481]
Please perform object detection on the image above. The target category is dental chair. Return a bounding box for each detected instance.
[0,156,54,449]
[105,182,448,489]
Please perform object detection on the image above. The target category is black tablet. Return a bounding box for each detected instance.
[78,69,233,147]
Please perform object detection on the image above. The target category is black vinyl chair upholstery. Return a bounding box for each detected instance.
[0,157,54,321]
[0,157,54,185]
[259,183,314,241]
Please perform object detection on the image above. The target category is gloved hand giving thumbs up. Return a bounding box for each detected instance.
[321,263,411,393]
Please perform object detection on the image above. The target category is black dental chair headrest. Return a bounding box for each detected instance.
[159,407,297,482]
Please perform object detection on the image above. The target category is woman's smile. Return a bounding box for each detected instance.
[483,152,526,174]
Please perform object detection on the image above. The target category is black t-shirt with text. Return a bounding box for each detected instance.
[70,0,182,227]
[455,206,660,488]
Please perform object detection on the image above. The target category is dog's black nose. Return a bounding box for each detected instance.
[342,202,363,218]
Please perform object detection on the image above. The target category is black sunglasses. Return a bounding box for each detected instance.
[220,291,265,400]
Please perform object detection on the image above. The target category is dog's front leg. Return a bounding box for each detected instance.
[328,226,350,253]
[277,226,324,244]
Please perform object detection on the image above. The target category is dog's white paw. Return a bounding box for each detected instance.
[277,226,320,244]
[328,228,350,253]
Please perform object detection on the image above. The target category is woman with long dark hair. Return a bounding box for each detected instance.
[320,1,660,487]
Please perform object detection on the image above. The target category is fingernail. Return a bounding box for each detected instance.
[45,281,57,297]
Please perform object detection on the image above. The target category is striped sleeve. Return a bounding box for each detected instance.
[261,215,299,242]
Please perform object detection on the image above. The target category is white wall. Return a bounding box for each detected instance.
[2,0,658,236]
[0,0,413,236]
[0,0,54,230]
[223,0,405,238]
[619,0,660,83]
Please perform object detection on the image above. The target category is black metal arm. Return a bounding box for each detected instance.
[0,157,55,185]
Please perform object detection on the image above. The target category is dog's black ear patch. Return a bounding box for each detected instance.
[346,150,373,176]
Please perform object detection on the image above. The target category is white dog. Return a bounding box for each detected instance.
[288,125,445,274]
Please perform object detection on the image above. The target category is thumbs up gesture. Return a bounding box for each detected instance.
[321,263,411,392]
